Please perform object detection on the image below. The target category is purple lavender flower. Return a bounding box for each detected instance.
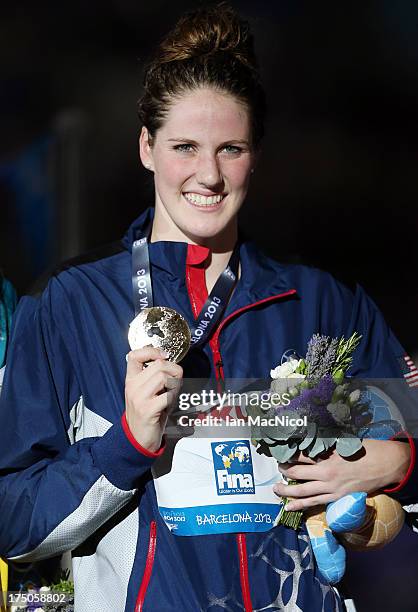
[274,374,336,426]
[306,334,339,381]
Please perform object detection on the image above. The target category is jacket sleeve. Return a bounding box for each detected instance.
[0,282,160,562]
[342,284,418,507]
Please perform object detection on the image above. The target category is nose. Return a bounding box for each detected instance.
[195,152,223,191]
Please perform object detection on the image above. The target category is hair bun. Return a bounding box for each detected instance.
[139,3,265,146]
[157,3,256,70]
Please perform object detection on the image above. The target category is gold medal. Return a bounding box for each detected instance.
[128,306,191,363]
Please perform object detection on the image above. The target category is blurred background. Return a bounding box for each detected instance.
[1,0,417,609]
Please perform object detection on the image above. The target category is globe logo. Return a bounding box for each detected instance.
[211,441,255,496]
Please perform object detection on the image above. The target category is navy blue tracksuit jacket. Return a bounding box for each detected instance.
[0,207,416,611]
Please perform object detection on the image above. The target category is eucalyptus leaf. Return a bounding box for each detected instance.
[263,436,282,446]
[331,385,346,403]
[298,421,317,451]
[327,401,350,424]
[250,424,262,439]
[270,442,298,463]
[288,386,300,398]
[270,379,289,395]
[308,437,326,458]
[260,418,299,441]
[322,435,337,450]
[336,434,362,457]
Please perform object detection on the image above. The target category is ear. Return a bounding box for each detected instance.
[139,126,154,171]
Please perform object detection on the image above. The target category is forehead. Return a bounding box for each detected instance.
[157,88,251,141]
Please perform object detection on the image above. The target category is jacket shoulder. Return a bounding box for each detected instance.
[30,241,126,297]
[258,248,357,299]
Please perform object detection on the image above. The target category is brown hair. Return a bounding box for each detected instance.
[137,3,266,148]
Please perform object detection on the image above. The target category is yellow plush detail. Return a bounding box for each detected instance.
[340,494,404,550]
[305,508,328,538]
[304,493,404,553]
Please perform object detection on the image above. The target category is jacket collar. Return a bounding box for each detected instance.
[122,207,296,306]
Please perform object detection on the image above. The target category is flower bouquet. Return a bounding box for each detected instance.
[248,331,406,584]
[248,332,372,529]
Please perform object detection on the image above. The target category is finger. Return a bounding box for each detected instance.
[135,368,173,399]
[285,452,316,465]
[126,348,167,378]
[127,360,183,395]
[165,376,183,392]
[132,393,174,422]
[150,391,177,415]
[143,359,183,380]
[273,480,329,499]
[142,364,183,396]
[282,494,337,512]
[278,463,324,481]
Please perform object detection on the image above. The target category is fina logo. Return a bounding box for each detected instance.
[211,441,255,496]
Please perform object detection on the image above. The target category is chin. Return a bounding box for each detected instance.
[183,225,222,243]
[183,218,237,246]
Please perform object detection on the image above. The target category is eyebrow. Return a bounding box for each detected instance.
[166,138,250,146]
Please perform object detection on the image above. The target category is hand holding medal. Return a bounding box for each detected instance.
[128,306,191,363]
[124,306,190,452]
[124,344,184,453]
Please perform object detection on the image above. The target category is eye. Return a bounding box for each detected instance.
[221,145,243,155]
[173,143,195,153]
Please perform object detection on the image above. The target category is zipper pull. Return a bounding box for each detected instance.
[215,358,225,392]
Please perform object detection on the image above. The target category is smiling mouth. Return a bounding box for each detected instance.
[183,192,226,207]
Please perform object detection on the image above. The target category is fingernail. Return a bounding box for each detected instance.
[160,350,169,358]
[285,503,294,511]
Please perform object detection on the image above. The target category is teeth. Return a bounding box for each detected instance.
[184,192,224,206]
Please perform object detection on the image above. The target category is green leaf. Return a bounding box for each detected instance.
[298,421,317,451]
[336,434,363,457]
[260,413,299,440]
[322,435,337,450]
[331,385,346,403]
[307,437,326,458]
[327,401,350,424]
[332,370,345,385]
[295,359,307,375]
[270,443,298,463]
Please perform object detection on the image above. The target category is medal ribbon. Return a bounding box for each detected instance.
[131,232,239,347]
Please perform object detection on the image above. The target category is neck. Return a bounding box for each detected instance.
[205,249,239,293]
[150,205,238,284]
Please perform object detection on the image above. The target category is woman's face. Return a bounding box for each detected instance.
[139,87,255,244]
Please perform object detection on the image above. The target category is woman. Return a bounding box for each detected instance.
[0,6,415,612]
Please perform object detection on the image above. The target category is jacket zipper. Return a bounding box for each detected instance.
[135,521,157,612]
[209,289,297,612]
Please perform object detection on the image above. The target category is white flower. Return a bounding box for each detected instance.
[348,389,361,405]
[270,358,301,379]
